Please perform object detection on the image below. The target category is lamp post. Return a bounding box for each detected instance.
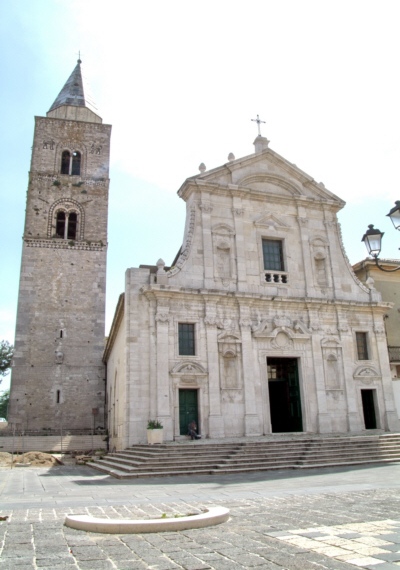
[362,201,400,272]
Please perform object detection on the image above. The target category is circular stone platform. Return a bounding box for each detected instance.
[64,506,229,534]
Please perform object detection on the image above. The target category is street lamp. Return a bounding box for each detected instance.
[362,201,400,272]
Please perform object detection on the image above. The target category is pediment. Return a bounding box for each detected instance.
[353,365,381,379]
[179,146,345,207]
[237,173,302,197]
[254,213,290,230]
[170,361,207,375]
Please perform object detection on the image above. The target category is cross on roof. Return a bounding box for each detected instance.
[251,114,266,136]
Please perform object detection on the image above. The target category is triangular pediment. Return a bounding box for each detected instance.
[179,145,344,207]
[254,213,290,230]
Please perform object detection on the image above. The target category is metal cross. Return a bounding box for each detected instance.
[251,114,266,136]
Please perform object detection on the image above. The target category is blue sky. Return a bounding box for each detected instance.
[1,0,400,390]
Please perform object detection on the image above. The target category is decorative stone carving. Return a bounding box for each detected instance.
[90,143,102,155]
[273,315,291,329]
[156,258,168,285]
[366,276,376,290]
[155,312,171,323]
[55,350,64,364]
[199,202,213,213]
[232,207,244,216]
[204,316,223,328]
[298,217,309,226]
[353,365,381,384]
[168,206,196,275]
[310,237,330,289]
[171,361,208,387]
[271,331,293,350]
[43,140,55,150]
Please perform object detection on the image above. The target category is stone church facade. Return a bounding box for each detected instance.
[104,136,400,449]
[8,61,110,431]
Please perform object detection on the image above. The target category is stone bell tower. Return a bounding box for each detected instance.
[8,60,111,432]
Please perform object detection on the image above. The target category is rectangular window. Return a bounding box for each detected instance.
[179,323,195,355]
[262,239,284,271]
[356,332,369,360]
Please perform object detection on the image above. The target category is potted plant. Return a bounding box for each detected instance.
[147,419,164,445]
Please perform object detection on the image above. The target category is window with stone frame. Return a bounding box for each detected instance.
[356,332,369,360]
[55,210,78,240]
[262,238,287,283]
[178,323,195,356]
[60,150,81,176]
[262,239,284,270]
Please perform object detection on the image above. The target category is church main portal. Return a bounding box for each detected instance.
[267,357,303,433]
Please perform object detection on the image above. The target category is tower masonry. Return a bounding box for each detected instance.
[8,60,111,432]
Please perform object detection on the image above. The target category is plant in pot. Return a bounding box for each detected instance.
[147,419,163,445]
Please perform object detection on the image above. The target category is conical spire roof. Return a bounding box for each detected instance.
[48,59,99,115]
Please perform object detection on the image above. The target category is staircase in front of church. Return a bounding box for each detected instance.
[88,433,400,479]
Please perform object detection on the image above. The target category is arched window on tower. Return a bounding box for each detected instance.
[60,150,81,176]
[56,211,66,238]
[55,210,78,240]
[67,212,77,239]
[61,151,71,174]
[71,151,81,175]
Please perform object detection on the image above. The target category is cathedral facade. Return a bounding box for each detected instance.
[104,135,400,449]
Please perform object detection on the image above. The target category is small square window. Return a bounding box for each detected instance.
[262,239,284,271]
[356,332,369,360]
[179,323,195,355]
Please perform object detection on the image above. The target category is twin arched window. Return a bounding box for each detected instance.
[61,150,81,176]
[56,211,78,239]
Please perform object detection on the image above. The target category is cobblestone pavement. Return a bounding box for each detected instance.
[1,463,400,569]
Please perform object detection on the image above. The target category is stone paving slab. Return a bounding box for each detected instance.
[1,463,400,568]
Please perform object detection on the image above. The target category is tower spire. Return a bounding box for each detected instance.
[48,59,99,119]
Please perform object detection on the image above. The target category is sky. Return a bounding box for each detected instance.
[1,0,400,392]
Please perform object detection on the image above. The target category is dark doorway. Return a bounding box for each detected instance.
[179,389,198,435]
[267,357,303,432]
[361,389,377,429]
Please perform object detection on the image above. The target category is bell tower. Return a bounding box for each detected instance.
[9,60,111,431]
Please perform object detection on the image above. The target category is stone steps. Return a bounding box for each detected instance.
[89,434,400,479]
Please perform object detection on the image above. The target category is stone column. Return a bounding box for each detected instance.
[297,211,311,297]
[204,315,225,438]
[240,307,261,436]
[199,200,214,289]
[232,200,247,290]
[307,306,332,433]
[155,303,173,439]
[340,326,363,432]
[373,317,400,431]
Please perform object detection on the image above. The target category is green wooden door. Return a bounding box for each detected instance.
[287,359,303,432]
[179,390,198,435]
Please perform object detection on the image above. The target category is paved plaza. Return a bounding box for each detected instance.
[1,461,400,569]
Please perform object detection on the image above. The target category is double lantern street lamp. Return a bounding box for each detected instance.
[362,201,400,272]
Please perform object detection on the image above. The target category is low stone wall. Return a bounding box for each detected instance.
[0,435,106,453]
